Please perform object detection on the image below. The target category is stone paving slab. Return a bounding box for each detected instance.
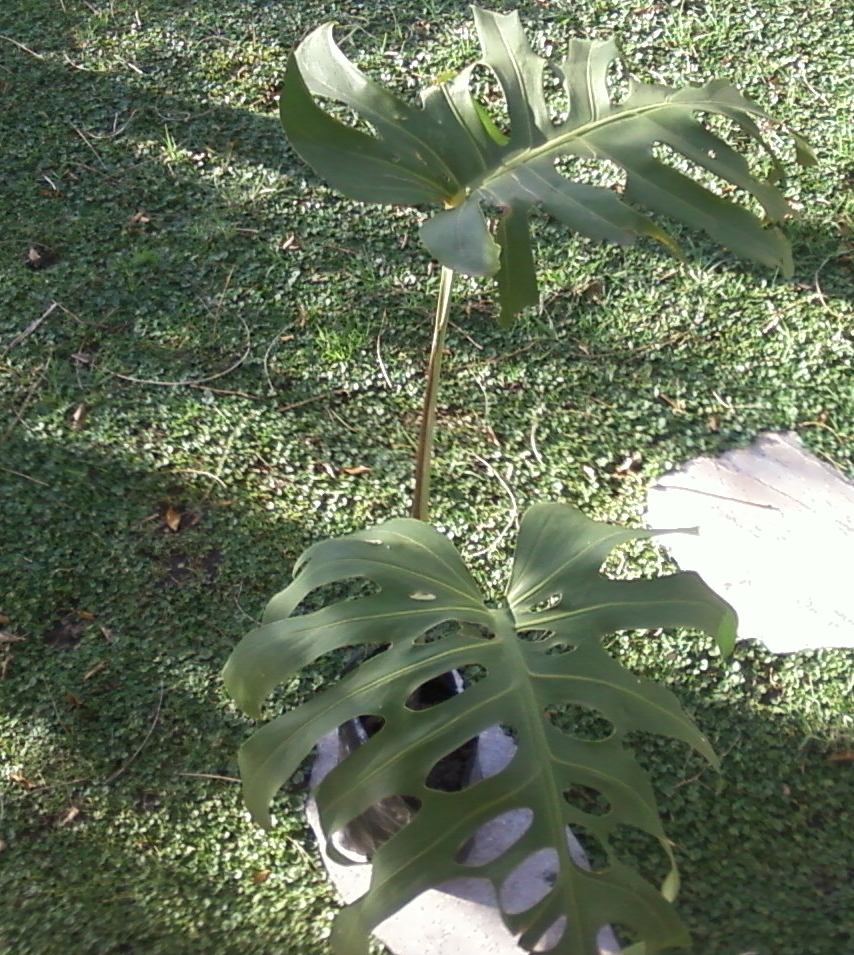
[646,431,854,653]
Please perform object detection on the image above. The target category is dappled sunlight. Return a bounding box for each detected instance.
[1,1,851,953]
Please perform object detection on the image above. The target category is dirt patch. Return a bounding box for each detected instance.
[43,615,86,649]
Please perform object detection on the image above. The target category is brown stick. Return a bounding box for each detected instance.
[411,266,455,521]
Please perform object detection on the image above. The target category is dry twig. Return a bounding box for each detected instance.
[375,318,393,389]
[3,302,56,354]
[2,358,51,441]
[107,316,252,389]
[0,465,48,487]
[70,123,108,169]
[469,453,520,558]
[105,685,165,785]
[178,772,241,784]
[0,34,44,59]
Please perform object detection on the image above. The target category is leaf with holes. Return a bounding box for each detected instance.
[224,503,736,955]
[280,5,812,324]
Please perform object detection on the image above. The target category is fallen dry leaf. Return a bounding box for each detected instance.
[0,613,10,625]
[162,505,199,533]
[251,870,271,884]
[163,505,182,533]
[0,632,25,644]
[340,465,372,476]
[69,403,89,431]
[579,279,604,301]
[58,806,81,827]
[24,243,58,270]
[64,691,84,708]
[83,660,107,681]
[76,609,96,621]
[99,625,114,643]
[10,772,37,790]
[128,211,151,226]
[827,751,854,763]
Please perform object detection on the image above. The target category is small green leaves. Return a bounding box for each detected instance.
[280,6,806,323]
[224,504,737,955]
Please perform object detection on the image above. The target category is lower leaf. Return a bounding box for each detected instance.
[223,503,737,955]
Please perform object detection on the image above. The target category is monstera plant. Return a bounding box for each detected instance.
[223,7,810,954]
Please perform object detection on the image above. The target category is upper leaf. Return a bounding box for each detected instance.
[280,6,811,323]
[223,504,737,955]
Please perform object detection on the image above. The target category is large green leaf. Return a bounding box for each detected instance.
[224,503,737,955]
[280,6,811,323]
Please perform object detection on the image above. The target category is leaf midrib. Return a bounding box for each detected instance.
[467,96,729,197]
[270,604,491,639]
[490,607,587,948]
[527,596,717,629]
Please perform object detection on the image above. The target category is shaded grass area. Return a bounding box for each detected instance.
[0,1,851,954]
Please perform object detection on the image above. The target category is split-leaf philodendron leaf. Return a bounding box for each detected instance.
[224,503,737,955]
[280,5,813,324]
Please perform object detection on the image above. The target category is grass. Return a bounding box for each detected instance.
[0,1,852,953]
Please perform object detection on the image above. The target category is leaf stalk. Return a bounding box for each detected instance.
[412,265,455,521]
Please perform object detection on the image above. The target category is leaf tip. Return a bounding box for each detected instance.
[496,308,516,328]
[661,865,681,903]
[792,130,818,168]
[716,606,738,658]
[651,525,700,539]
[644,221,683,261]
[249,804,273,830]
[222,661,264,720]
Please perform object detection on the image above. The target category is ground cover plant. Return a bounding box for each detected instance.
[0,2,852,954]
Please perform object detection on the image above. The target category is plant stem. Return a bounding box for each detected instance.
[412,265,455,522]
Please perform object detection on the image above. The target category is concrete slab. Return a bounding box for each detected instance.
[306,726,620,955]
[646,431,854,653]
